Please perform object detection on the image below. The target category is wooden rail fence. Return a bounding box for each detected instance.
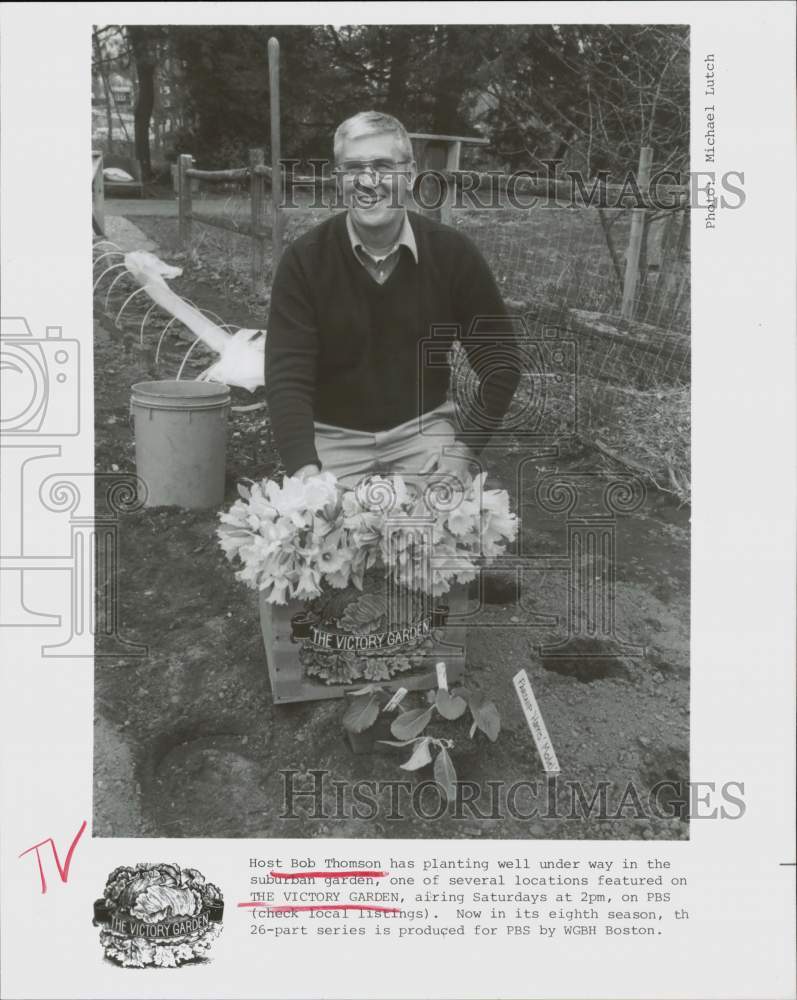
[176,154,688,313]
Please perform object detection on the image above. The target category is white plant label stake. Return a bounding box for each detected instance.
[383,687,408,713]
[513,669,560,773]
[436,661,448,691]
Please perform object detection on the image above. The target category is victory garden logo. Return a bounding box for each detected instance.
[92,863,224,968]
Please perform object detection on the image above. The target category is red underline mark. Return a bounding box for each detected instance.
[268,870,389,880]
[238,903,401,914]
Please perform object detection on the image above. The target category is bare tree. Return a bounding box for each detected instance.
[92,27,114,145]
[127,26,165,181]
[477,26,689,177]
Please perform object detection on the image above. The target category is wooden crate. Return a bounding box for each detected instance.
[260,585,470,704]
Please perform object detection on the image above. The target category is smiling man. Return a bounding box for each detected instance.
[265,110,521,488]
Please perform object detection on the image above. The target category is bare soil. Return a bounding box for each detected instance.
[93,212,689,841]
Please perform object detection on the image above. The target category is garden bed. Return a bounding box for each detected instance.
[93,212,690,841]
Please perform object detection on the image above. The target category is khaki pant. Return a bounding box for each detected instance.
[314,400,474,487]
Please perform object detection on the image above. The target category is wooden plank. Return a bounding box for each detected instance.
[186,166,249,181]
[408,132,489,145]
[261,586,470,705]
[568,308,690,350]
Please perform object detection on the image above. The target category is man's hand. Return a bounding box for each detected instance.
[293,463,321,480]
[419,450,476,490]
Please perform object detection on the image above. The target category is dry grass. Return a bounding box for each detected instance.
[578,382,691,504]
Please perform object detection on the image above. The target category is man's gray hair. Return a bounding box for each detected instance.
[333,111,414,164]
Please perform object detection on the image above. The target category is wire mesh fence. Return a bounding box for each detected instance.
[95,174,691,502]
[451,201,690,502]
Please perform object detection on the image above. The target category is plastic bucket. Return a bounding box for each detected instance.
[130,380,230,508]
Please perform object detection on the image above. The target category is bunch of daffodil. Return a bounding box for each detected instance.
[217,471,349,605]
[218,470,519,605]
[374,471,519,597]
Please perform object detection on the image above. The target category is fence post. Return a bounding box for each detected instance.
[620,146,653,320]
[178,153,193,248]
[249,148,267,295]
[440,140,462,226]
[268,37,284,269]
[91,150,105,236]
[648,209,689,329]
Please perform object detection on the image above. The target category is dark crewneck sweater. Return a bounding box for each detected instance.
[265,209,521,476]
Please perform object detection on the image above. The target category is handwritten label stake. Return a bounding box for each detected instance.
[513,669,560,773]
[383,687,408,713]
[436,661,448,691]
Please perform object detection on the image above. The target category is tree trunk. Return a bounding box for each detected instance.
[431,27,464,134]
[128,26,158,181]
[92,29,113,147]
[386,27,411,118]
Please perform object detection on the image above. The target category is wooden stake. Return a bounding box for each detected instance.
[91,150,105,236]
[268,37,283,268]
[440,140,461,225]
[178,153,193,248]
[620,146,653,320]
[249,147,267,295]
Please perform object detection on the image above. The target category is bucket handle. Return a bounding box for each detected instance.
[187,402,231,424]
[129,401,231,427]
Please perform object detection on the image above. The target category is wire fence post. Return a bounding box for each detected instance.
[440,140,461,226]
[268,37,283,270]
[178,153,194,248]
[621,145,653,320]
[249,148,267,295]
[92,150,105,236]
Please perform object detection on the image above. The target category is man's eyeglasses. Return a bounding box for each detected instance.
[334,159,412,183]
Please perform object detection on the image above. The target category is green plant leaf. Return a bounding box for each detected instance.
[342,692,380,733]
[390,707,433,741]
[400,737,433,771]
[433,746,458,802]
[436,689,467,720]
[471,698,501,742]
[466,690,485,713]
[469,719,478,739]
[237,483,251,500]
[350,683,383,697]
